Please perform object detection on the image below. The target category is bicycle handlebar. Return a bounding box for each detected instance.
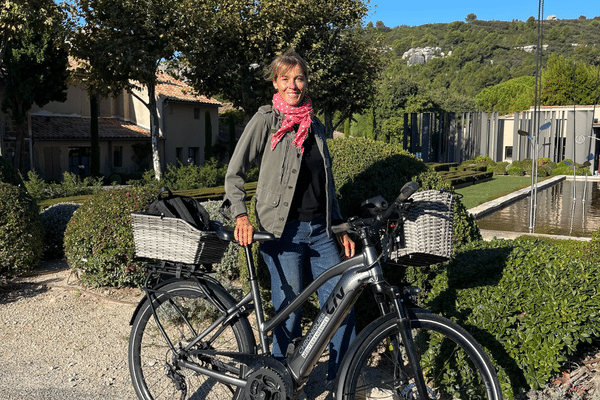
[332,181,420,236]
[376,181,419,224]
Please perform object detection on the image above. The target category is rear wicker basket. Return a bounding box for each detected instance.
[131,213,228,264]
[391,190,455,267]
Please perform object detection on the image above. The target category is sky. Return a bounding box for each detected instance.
[366,0,600,27]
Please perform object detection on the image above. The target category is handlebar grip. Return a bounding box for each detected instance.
[371,181,419,231]
[332,223,349,235]
[396,181,419,203]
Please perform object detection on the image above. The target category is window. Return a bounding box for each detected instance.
[504,146,513,159]
[188,147,199,165]
[176,147,183,164]
[194,108,200,119]
[68,147,91,176]
[113,146,123,168]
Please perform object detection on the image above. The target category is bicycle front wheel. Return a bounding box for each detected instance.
[129,279,255,400]
[336,312,502,400]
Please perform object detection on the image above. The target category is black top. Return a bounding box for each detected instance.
[288,132,326,222]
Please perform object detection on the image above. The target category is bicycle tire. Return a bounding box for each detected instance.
[129,279,256,400]
[336,312,502,400]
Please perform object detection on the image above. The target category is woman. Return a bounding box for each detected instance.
[224,49,355,380]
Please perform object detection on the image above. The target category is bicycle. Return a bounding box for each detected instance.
[128,181,503,400]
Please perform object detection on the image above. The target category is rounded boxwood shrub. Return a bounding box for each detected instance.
[40,202,81,259]
[507,165,525,176]
[493,161,509,175]
[64,186,155,287]
[0,182,43,276]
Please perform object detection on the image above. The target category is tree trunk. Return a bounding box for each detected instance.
[14,101,29,175]
[147,83,162,180]
[14,122,26,175]
[90,93,100,177]
[323,110,334,139]
[204,111,212,162]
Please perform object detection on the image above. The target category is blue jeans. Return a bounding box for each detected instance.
[260,218,356,380]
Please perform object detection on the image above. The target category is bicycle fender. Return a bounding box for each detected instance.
[128,276,223,325]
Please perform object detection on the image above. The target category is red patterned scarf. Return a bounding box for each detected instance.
[270,92,314,153]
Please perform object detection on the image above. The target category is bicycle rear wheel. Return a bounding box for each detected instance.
[336,312,502,400]
[129,279,255,400]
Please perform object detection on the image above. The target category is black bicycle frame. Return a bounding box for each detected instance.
[144,231,432,400]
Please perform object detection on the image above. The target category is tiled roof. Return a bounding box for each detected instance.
[32,116,150,141]
[67,57,220,106]
[155,72,221,106]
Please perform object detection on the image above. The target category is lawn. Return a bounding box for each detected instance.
[38,177,538,212]
[454,176,542,210]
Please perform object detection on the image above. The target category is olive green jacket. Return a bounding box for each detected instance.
[224,105,342,238]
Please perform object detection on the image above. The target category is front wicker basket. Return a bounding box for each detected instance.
[391,190,455,267]
[131,213,228,264]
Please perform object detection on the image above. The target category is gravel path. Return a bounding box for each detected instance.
[8,260,597,400]
[0,260,333,400]
[0,260,141,399]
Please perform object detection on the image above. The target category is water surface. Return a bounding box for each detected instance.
[476,178,600,237]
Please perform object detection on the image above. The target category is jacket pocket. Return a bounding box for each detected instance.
[255,186,281,229]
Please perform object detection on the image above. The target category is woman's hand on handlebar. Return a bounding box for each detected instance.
[234,214,255,246]
[336,232,356,259]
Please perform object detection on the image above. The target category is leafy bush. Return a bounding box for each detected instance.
[585,228,600,264]
[507,165,525,176]
[40,202,80,259]
[473,155,496,167]
[200,200,238,280]
[0,156,24,186]
[24,170,103,203]
[493,161,509,175]
[130,159,230,191]
[551,159,590,176]
[408,238,600,399]
[64,187,155,287]
[511,160,524,169]
[0,182,43,276]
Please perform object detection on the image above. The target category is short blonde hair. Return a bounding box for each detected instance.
[264,49,308,81]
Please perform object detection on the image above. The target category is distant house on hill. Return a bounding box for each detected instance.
[0,69,221,182]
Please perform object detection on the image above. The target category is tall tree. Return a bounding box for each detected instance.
[0,0,69,174]
[309,28,383,136]
[1,0,50,65]
[541,54,600,106]
[180,0,379,138]
[70,0,186,180]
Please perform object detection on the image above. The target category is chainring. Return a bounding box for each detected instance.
[245,367,291,400]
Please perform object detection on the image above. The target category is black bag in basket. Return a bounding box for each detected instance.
[148,187,210,231]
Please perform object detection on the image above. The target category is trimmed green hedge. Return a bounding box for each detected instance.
[407,238,600,399]
[0,182,43,276]
[328,137,428,218]
[328,137,481,248]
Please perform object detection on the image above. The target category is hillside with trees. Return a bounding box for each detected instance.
[346,16,600,141]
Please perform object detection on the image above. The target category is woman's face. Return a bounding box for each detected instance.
[272,64,307,106]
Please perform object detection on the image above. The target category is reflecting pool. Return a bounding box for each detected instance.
[475,178,600,237]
